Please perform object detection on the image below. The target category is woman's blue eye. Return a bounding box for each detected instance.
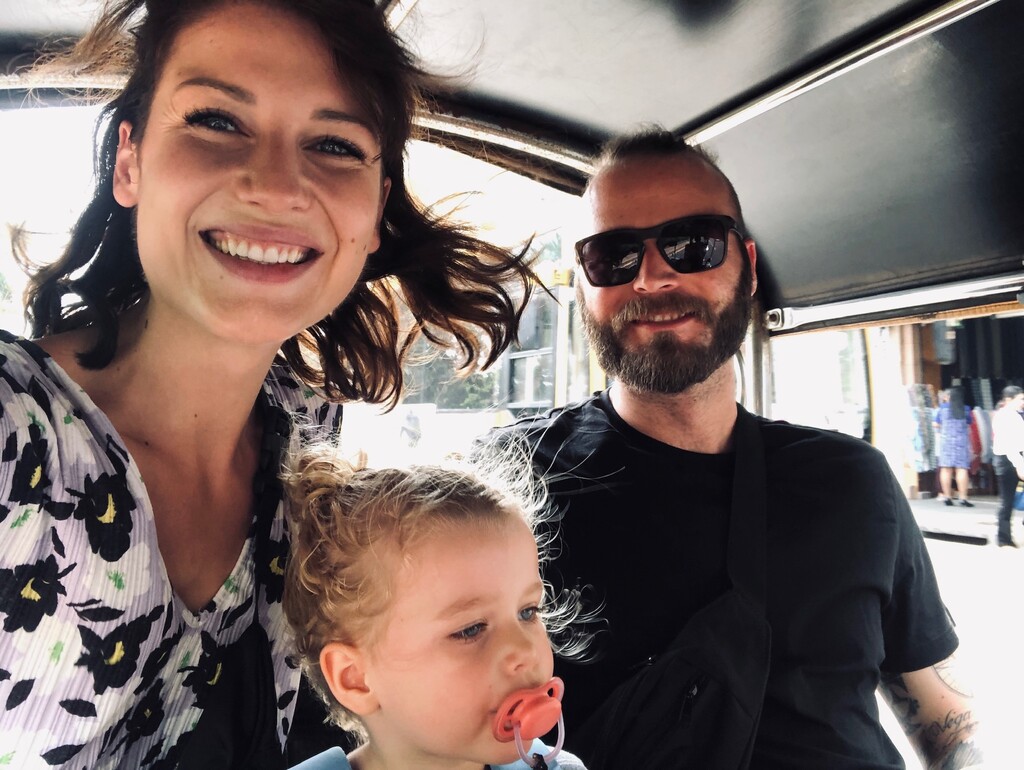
[184,109,239,133]
[312,136,367,161]
[450,622,487,642]
[519,606,540,622]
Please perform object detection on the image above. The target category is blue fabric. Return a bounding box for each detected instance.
[289,740,584,769]
[935,402,971,468]
[1014,486,1024,512]
[290,746,348,769]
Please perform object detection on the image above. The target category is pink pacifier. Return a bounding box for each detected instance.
[492,677,566,768]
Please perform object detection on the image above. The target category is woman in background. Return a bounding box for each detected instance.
[933,385,974,507]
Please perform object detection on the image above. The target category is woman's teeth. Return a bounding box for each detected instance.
[209,234,308,264]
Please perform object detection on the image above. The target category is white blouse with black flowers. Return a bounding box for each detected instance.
[0,332,342,769]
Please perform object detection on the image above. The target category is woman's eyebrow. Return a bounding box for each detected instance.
[312,109,376,135]
[176,76,253,103]
[173,77,376,135]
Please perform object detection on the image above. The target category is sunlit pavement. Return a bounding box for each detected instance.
[881,497,1022,768]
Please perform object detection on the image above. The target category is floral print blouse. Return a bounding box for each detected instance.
[0,333,342,769]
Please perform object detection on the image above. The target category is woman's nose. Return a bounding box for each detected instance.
[238,141,311,212]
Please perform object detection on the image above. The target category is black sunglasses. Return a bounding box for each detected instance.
[575,214,744,287]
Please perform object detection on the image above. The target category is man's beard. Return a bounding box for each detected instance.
[579,265,753,395]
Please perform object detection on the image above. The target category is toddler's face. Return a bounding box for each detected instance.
[362,516,553,766]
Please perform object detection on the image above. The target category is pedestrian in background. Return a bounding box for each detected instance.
[991,385,1024,548]
[933,385,974,507]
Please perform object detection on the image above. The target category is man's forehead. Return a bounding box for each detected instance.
[584,154,737,230]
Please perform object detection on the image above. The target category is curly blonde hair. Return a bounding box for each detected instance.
[281,444,552,735]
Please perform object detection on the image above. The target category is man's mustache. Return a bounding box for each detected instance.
[611,295,714,333]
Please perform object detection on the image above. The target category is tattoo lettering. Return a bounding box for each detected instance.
[926,710,980,769]
[924,709,973,743]
[880,665,981,769]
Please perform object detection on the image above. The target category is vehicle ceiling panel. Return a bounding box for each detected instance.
[0,1,102,62]
[1,0,1018,316]
[398,0,938,140]
[706,0,1024,308]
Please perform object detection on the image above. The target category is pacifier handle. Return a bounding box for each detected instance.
[493,677,566,768]
[514,714,564,768]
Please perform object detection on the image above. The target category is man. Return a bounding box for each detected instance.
[491,129,981,769]
[991,384,1024,547]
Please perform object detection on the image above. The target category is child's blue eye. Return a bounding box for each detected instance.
[311,135,368,161]
[519,606,541,622]
[184,109,240,133]
[450,622,487,642]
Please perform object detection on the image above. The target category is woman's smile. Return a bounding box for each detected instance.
[113,2,389,345]
[205,233,313,265]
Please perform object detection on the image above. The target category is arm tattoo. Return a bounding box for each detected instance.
[933,656,973,698]
[924,709,980,764]
[878,672,922,738]
[936,740,984,770]
[879,671,983,769]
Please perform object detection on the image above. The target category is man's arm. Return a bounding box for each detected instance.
[879,653,983,769]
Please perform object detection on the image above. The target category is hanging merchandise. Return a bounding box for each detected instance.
[906,384,937,472]
[932,321,956,365]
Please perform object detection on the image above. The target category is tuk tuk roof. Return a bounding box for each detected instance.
[2,0,1021,327]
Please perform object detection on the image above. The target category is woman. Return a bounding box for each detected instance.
[992,385,1024,548]
[932,385,974,506]
[0,1,534,767]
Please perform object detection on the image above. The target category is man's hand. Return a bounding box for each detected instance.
[878,654,983,769]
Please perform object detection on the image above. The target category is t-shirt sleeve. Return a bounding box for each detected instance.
[879,471,959,673]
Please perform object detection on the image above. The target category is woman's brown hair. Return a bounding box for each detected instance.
[20,0,536,407]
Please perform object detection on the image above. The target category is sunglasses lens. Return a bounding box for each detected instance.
[578,236,643,287]
[577,216,735,287]
[658,219,728,273]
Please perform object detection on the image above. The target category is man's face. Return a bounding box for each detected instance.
[577,155,757,395]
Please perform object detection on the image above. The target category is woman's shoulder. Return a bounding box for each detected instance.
[0,331,59,382]
[0,331,115,439]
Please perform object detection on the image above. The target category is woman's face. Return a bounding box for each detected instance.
[113,1,390,349]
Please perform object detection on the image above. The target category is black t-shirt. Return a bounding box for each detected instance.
[496,392,958,769]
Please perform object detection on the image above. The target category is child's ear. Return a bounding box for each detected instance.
[320,642,379,716]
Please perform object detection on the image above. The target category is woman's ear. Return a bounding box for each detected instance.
[113,120,140,207]
[320,642,380,716]
[369,176,392,254]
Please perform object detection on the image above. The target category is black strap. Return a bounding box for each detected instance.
[572,404,773,770]
[727,406,768,609]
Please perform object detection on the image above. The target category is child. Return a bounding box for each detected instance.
[282,446,588,770]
